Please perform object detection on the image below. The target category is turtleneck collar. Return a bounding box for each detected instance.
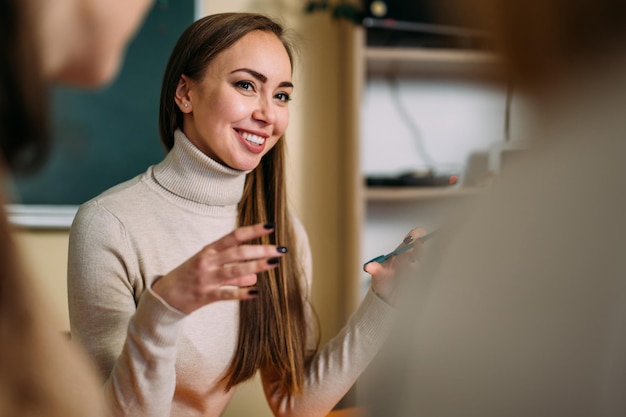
[152,129,248,206]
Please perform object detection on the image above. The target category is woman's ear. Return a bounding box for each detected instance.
[174,75,193,113]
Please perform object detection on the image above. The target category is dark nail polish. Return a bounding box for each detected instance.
[403,235,415,245]
[268,257,280,265]
[248,289,259,295]
[264,222,276,230]
[277,246,288,253]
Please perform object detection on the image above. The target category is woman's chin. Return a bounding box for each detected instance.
[225,158,262,172]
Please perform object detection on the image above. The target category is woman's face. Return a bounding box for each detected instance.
[177,30,293,171]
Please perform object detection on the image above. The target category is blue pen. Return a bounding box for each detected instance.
[363,230,436,270]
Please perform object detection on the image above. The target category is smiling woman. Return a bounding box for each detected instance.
[67,12,402,417]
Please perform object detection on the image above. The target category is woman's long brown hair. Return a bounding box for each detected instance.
[158,12,317,397]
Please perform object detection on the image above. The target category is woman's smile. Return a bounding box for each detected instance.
[236,128,267,154]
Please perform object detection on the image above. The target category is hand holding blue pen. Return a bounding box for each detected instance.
[363,229,436,271]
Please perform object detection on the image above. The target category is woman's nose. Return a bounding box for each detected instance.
[252,97,276,124]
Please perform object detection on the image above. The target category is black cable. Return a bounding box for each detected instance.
[504,77,514,142]
[386,76,439,168]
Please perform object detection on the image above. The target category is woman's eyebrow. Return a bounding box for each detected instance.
[231,68,294,89]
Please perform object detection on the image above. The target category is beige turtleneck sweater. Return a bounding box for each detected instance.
[68,130,396,417]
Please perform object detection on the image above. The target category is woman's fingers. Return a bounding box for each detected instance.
[368,226,430,302]
[399,227,428,248]
[396,227,428,263]
[209,222,276,252]
[203,243,286,268]
[364,259,388,278]
[153,254,276,313]
[205,286,260,303]
[218,254,282,285]
[220,273,258,288]
[151,224,286,314]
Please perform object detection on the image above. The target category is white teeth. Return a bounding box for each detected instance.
[241,132,265,145]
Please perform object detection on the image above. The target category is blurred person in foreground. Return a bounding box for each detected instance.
[0,0,153,416]
[363,0,626,416]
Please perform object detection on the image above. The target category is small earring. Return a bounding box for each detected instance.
[184,103,189,108]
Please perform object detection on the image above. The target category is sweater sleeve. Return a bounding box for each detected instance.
[261,218,398,417]
[68,201,186,417]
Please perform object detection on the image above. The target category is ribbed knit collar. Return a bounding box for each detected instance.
[152,129,248,206]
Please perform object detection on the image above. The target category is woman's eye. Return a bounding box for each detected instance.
[275,93,291,103]
[235,81,254,91]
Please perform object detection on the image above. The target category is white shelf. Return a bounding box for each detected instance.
[365,186,482,202]
[365,47,499,77]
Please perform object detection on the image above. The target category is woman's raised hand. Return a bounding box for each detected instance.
[151,223,286,314]
[364,227,427,304]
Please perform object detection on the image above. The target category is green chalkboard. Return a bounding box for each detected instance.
[9,0,195,206]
